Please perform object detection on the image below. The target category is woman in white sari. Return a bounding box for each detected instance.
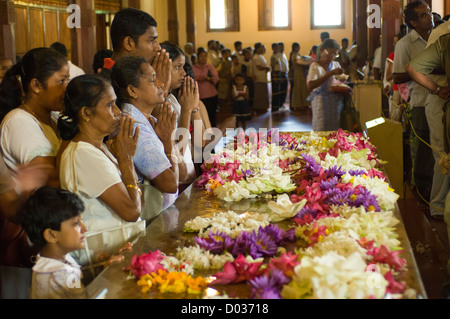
[57,75,145,275]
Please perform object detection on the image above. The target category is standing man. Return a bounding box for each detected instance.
[253,43,270,114]
[406,33,450,298]
[270,43,281,111]
[316,31,330,62]
[336,38,350,75]
[207,40,222,69]
[393,0,435,204]
[277,42,289,110]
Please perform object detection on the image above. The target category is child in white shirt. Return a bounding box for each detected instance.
[18,186,88,299]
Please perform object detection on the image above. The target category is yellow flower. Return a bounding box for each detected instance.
[137,274,153,293]
[186,276,208,293]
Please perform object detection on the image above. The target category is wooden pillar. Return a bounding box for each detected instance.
[127,0,140,9]
[168,0,179,45]
[69,0,96,74]
[368,0,382,61]
[382,0,402,62]
[0,0,15,63]
[186,0,196,47]
[356,0,368,68]
[352,0,357,43]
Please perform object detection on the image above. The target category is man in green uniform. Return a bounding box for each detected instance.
[407,33,450,298]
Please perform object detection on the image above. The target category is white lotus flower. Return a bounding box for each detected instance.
[267,194,307,222]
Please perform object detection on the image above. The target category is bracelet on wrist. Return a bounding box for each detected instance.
[192,106,200,113]
[431,85,441,95]
[126,184,142,196]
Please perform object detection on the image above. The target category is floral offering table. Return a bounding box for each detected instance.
[86,129,426,300]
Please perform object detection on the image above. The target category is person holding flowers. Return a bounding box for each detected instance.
[306,39,346,131]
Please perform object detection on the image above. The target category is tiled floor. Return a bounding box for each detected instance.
[216,103,450,299]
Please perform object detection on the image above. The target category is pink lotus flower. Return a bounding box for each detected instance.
[267,252,301,277]
[384,271,407,294]
[211,255,264,285]
[128,250,166,277]
[367,245,406,272]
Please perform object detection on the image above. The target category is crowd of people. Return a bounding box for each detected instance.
[0,0,449,299]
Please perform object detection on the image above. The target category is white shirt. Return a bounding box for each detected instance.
[373,46,382,70]
[68,61,85,80]
[307,61,341,94]
[393,29,429,107]
[252,54,269,83]
[31,254,86,299]
[277,52,289,73]
[0,109,61,173]
[60,141,133,231]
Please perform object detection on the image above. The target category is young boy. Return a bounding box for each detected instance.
[18,186,88,299]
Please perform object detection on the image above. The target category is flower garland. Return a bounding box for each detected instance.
[125,130,414,299]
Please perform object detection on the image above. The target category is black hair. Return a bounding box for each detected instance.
[291,42,300,50]
[197,47,207,56]
[110,8,157,52]
[160,41,185,62]
[233,73,246,82]
[92,49,113,73]
[321,39,340,51]
[110,55,148,108]
[172,62,196,98]
[0,47,67,122]
[320,32,330,40]
[58,74,110,140]
[404,1,428,29]
[49,42,68,58]
[18,186,84,250]
[272,43,278,49]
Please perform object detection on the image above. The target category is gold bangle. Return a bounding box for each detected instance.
[126,184,142,196]
[165,153,172,159]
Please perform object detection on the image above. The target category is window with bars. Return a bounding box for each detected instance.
[206,0,240,32]
[258,0,292,31]
[311,0,345,29]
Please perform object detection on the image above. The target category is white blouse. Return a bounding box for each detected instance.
[0,108,61,172]
[31,254,86,299]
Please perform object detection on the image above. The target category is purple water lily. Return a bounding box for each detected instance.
[249,269,290,299]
